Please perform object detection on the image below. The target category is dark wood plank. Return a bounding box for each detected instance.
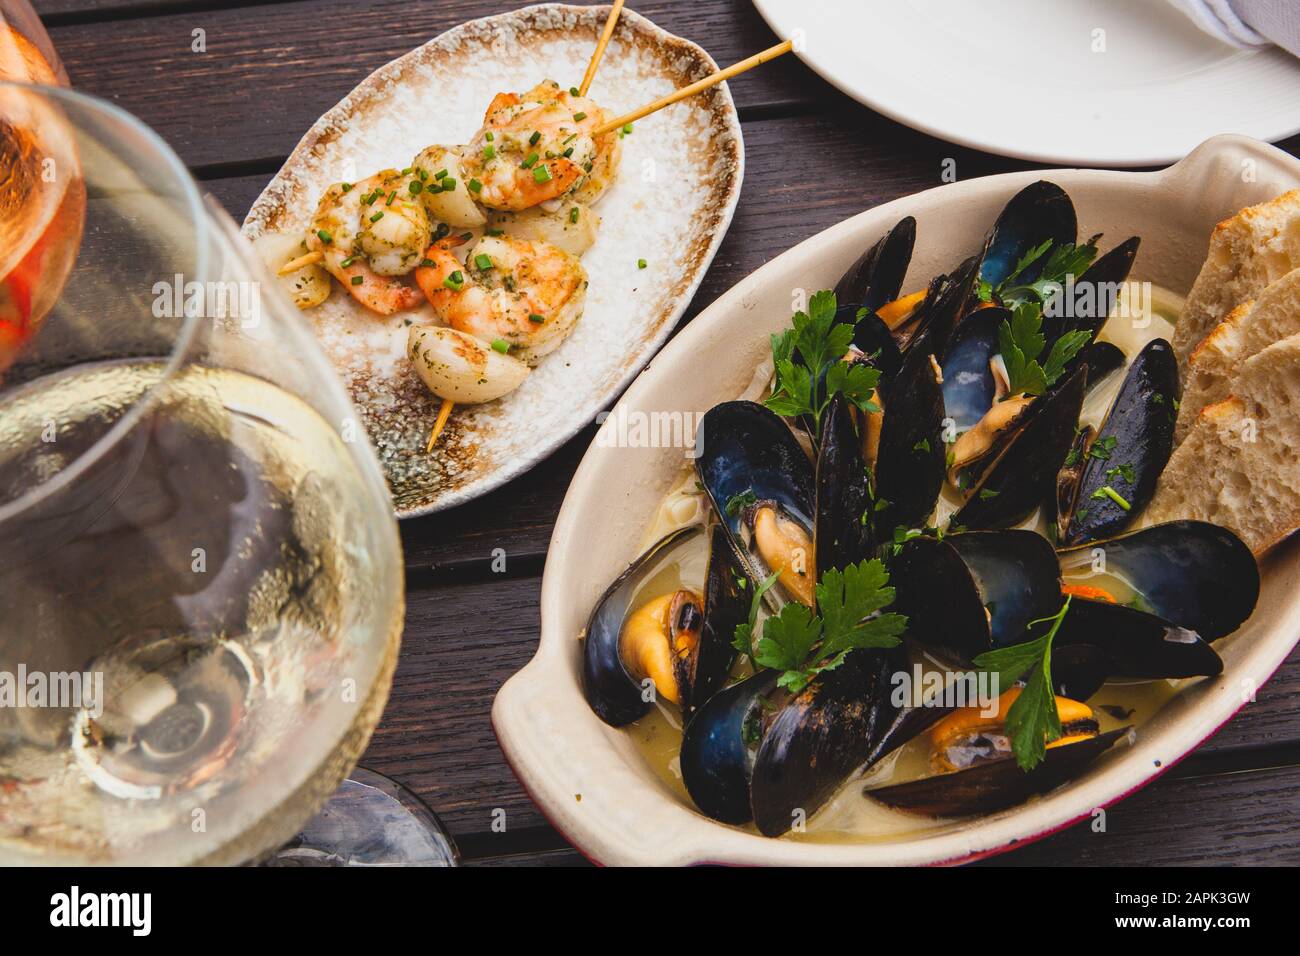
[46,0,805,169]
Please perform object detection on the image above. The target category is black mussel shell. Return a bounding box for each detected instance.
[912,251,984,361]
[1081,341,1125,390]
[954,363,1087,530]
[1058,520,1259,641]
[867,728,1128,817]
[834,217,915,317]
[941,307,1011,432]
[1063,339,1180,545]
[696,400,815,603]
[1052,598,1223,679]
[681,671,777,825]
[851,310,904,383]
[1053,424,1093,541]
[1052,644,1111,700]
[1047,237,1140,349]
[750,648,903,836]
[875,334,946,534]
[892,530,1062,663]
[980,181,1077,288]
[691,524,750,715]
[582,527,702,726]
[816,394,875,572]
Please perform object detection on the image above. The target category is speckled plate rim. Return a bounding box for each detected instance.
[494,135,1300,866]
[242,3,745,519]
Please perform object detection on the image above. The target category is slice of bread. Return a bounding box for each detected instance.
[1176,299,1255,444]
[1146,333,1300,555]
[1171,190,1300,369]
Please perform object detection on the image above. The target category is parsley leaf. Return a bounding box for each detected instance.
[996,303,1089,397]
[763,290,882,429]
[751,558,905,694]
[972,597,1074,771]
[996,237,1100,310]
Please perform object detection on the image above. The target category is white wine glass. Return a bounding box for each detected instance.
[0,81,433,865]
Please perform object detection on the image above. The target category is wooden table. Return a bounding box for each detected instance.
[38,0,1300,866]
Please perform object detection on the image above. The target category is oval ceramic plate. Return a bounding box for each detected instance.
[494,135,1300,865]
[243,4,743,517]
[754,0,1300,167]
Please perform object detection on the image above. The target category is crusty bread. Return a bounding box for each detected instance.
[1171,190,1300,369]
[1177,299,1255,444]
[1146,333,1300,555]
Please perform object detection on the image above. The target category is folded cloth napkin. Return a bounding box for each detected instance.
[1169,0,1300,57]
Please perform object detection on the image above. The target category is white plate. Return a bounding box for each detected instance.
[494,135,1300,866]
[244,4,743,517]
[754,0,1300,167]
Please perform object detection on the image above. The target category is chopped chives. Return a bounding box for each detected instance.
[529,130,541,146]
[491,338,510,353]
[340,255,356,267]
[485,228,504,237]
[369,211,384,222]
[562,133,578,145]
[521,152,539,169]
[434,168,449,180]
[400,167,413,175]
[443,270,464,291]
[527,313,545,324]
[474,253,493,271]
[573,111,587,121]
[562,147,574,158]
[485,131,494,142]
[569,206,579,224]
[408,180,423,194]
[386,191,397,205]
[417,168,428,180]
[316,229,333,244]
[568,86,579,96]
[638,258,647,269]
[420,257,435,268]
[483,144,496,161]
[351,275,364,286]
[468,178,483,193]
[440,177,458,192]
[622,123,633,135]
[341,182,354,192]
[533,165,552,184]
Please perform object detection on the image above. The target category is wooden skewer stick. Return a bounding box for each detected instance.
[426,396,456,453]
[428,2,628,455]
[592,38,794,137]
[278,250,323,275]
[579,0,625,97]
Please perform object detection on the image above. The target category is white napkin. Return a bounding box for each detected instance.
[1168,0,1300,56]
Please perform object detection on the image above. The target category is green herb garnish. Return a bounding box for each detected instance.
[997,303,1091,397]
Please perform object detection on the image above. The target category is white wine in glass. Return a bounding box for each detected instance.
[0,82,407,865]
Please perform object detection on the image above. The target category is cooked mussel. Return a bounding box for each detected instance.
[582,524,747,726]
[1058,520,1259,642]
[680,671,777,825]
[834,216,915,320]
[1051,597,1223,679]
[815,393,875,571]
[1060,338,1180,545]
[952,363,1087,529]
[867,690,1128,817]
[873,335,946,533]
[891,530,1062,663]
[979,181,1078,288]
[1046,236,1141,351]
[696,401,816,607]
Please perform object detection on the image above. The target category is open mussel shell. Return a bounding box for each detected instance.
[851,310,904,383]
[892,530,1062,663]
[815,394,875,571]
[750,648,903,836]
[1047,236,1140,350]
[910,251,984,361]
[980,181,1077,287]
[581,524,746,726]
[1058,520,1259,641]
[1052,598,1223,679]
[680,671,777,825]
[874,334,946,533]
[696,400,815,607]
[941,307,1011,432]
[834,216,915,318]
[867,728,1128,817]
[953,363,1087,530]
[1062,339,1180,545]
[1081,341,1125,389]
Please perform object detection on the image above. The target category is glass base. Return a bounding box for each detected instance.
[262,768,458,867]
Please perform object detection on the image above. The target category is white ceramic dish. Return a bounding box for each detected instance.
[244,4,743,517]
[494,134,1300,866]
[753,0,1300,167]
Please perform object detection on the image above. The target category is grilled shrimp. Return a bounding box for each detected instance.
[464,80,623,211]
[414,234,587,365]
[307,170,422,315]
